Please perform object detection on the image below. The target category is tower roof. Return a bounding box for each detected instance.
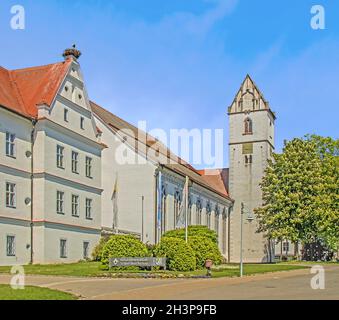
[228,74,276,119]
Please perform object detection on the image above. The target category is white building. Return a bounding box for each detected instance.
[0,48,277,265]
[0,48,106,265]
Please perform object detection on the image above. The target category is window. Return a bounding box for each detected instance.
[283,242,290,252]
[6,235,15,256]
[56,145,64,168]
[245,155,253,164]
[85,157,92,178]
[72,151,79,173]
[214,206,220,234]
[174,191,182,227]
[86,198,92,220]
[244,118,253,135]
[64,109,69,122]
[6,132,16,157]
[60,239,67,258]
[206,202,211,229]
[80,117,85,130]
[57,191,64,214]
[72,195,79,217]
[196,200,202,225]
[83,242,89,260]
[188,196,192,226]
[6,183,16,208]
[161,186,167,235]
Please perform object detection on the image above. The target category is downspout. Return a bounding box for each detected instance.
[30,119,37,264]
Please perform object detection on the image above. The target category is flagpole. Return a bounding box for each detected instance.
[185,176,189,243]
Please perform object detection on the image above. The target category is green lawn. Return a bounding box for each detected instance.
[0,284,76,300]
[0,261,309,279]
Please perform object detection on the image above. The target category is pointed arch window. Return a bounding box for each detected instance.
[161,185,167,235]
[206,202,212,229]
[244,118,253,135]
[214,205,220,234]
[174,190,182,227]
[196,199,202,225]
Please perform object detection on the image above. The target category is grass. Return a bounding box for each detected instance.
[0,261,309,279]
[0,284,76,300]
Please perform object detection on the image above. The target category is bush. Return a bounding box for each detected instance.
[101,235,149,269]
[188,236,223,269]
[154,237,196,271]
[92,236,110,261]
[163,226,218,244]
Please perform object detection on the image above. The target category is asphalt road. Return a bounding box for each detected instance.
[0,265,338,300]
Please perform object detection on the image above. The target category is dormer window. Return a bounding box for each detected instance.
[244,118,253,135]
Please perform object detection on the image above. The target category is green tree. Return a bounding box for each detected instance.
[255,135,339,253]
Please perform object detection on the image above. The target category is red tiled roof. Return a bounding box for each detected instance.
[197,169,229,196]
[0,59,72,118]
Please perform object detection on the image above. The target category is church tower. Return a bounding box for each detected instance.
[228,75,276,263]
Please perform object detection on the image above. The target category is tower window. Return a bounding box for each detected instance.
[244,118,253,135]
[245,155,253,164]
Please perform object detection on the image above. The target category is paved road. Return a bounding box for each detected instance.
[0,266,338,300]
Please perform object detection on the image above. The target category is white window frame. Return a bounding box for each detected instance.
[57,191,65,214]
[85,157,92,178]
[72,194,79,217]
[83,241,90,260]
[6,182,16,208]
[6,235,16,257]
[60,239,67,258]
[56,145,65,169]
[6,132,16,158]
[72,151,79,173]
[85,198,92,220]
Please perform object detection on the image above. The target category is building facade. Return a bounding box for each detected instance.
[0,49,105,266]
[228,76,276,262]
[0,48,276,265]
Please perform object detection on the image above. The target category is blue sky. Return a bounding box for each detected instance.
[1,0,338,168]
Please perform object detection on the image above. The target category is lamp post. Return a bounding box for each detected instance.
[240,202,254,277]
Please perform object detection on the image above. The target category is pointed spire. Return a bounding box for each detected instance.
[228,74,272,115]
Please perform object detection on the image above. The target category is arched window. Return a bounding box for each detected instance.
[188,195,192,226]
[214,205,220,234]
[206,202,211,229]
[244,118,253,134]
[196,199,202,225]
[174,190,182,227]
[161,185,167,235]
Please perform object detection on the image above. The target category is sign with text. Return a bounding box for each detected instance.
[109,257,167,270]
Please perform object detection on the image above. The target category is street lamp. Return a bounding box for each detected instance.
[240,202,254,277]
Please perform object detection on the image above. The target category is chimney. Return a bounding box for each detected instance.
[63,44,81,61]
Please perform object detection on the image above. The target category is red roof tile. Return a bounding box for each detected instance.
[0,58,72,118]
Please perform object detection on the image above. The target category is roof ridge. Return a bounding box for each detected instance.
[11,60,66,73]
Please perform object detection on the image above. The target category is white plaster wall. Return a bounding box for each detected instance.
[0,221,31,266]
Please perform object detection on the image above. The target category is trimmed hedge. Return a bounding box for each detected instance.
[188,236,222,268]
[92,236,110,261]
[101,235,149,269]
[154,237,196,271]
[163,226,218,245]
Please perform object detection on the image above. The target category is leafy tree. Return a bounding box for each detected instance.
[255,135,338,253]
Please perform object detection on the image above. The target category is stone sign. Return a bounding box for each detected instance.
[109,257,167,270]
